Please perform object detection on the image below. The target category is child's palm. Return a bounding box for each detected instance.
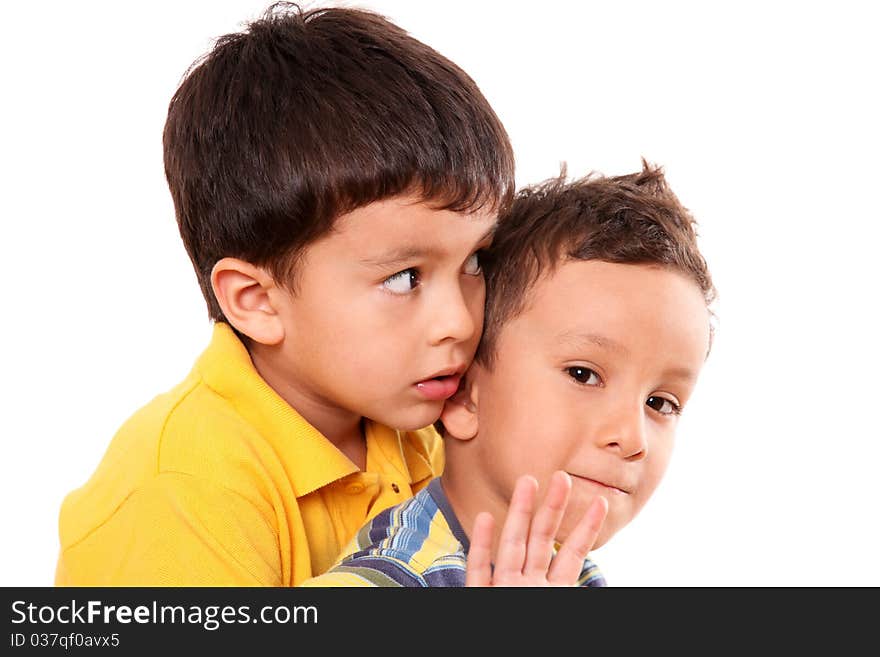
[465,471,608,587]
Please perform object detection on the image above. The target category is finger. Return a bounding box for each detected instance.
[523,471,571,576]
[492,475,538,583]
[465,512,496,587]
[547,495,609,586]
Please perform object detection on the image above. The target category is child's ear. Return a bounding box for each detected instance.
[440,374,479,442]
[211,257,285,346]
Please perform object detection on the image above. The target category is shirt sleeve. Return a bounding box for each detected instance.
[298,556,424,587]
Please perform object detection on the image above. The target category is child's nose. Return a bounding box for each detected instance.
[427,283,477,345]
[594,403,648,460]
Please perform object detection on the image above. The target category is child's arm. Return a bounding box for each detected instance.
[465,471,608,587]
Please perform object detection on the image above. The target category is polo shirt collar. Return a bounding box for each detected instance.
[366,421,436,489]
[195,322,433,497]
[426,478,470,552]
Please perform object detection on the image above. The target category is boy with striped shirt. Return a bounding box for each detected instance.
[305,163,717,586]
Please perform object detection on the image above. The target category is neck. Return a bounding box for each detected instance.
[249,344,367,470]
[440,447,509,556]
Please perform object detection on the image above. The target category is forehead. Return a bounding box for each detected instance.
[329,195,497,254]
[502,260,710,364]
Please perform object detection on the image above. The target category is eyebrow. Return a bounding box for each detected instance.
[659,366,698,383]
[557,331,699,382]
[557,331,631,356]
[359,226,496,269]
[360,246,440,268]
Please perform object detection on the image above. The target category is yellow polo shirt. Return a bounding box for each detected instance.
[55,323,443,586]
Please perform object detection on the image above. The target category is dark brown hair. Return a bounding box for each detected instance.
[163,2,514,321]
[475,161,716,367]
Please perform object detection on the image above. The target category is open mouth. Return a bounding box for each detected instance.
[414,373,462,401]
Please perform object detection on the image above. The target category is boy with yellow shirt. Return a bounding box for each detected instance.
[54,4,513,586]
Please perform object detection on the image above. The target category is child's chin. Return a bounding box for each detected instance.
[374,402,442,432]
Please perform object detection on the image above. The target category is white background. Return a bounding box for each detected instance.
[2,0,878,586]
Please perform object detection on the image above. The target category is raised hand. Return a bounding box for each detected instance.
[465,470,608,587]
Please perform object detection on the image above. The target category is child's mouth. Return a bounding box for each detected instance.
[414,374,462,401]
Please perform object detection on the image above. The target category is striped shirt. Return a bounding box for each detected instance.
[302,478,607,587]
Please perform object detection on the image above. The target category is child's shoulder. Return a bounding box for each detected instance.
[103,354,267,477]
[58,360,267,535]
[325,482,465,584]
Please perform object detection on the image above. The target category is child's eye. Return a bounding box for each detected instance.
[646,396,681,416]
[382,268,420,294]
[463,252,483,276]
[566,366,601,386]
